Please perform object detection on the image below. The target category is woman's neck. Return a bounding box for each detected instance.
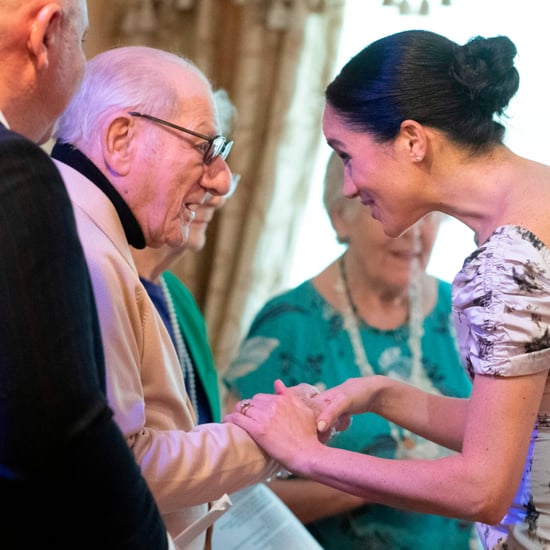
[313,254,437,331]
[339,254,410,330]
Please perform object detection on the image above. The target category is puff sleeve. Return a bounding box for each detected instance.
[453,226,550,378]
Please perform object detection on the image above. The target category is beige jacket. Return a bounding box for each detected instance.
[55,159,276,547]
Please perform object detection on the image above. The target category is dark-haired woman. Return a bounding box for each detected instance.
[225,30,550,549]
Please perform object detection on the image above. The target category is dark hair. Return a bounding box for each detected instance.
[325,30,519,152]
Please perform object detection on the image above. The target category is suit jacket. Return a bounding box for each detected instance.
[0,126,169,548]
[54,158,275,546]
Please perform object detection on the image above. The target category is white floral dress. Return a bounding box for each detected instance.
[453,225,550,549]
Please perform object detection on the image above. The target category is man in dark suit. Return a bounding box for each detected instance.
[0,2,169,547]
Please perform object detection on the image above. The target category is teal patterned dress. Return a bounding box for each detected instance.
[224,278,474,549]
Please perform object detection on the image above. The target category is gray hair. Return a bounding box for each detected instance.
[213,88,237,138]
[55,46,211,150]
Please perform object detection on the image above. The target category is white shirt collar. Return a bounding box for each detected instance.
[0,110,10,129]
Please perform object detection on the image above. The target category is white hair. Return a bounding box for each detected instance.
[55,45,212,150]
[213,88,237,137]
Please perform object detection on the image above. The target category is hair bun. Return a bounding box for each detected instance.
[451,35,519,116]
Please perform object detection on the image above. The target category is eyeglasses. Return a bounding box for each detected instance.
[128,111,233,165]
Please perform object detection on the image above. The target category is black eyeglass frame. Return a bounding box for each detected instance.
[128,111,233,165]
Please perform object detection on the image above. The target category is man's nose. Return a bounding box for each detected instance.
[202,157,231,196]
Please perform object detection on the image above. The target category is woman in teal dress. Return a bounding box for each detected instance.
[224,152,474,549]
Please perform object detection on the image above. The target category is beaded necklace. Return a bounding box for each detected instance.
[335,248,438,455]
[160,276,199,415]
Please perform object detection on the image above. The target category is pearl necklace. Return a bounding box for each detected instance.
[335,252,438,455]
[337,253,437,392]
[160,276,199,416]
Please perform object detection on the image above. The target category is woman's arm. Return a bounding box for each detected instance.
[225,370,547,523]
[316,375,469,451]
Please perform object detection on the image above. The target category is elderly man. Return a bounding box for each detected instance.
[131,89,239,427]
[0,2,169,548]
[51,46,277,548]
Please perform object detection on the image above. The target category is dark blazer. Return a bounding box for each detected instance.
[0,125,167,549]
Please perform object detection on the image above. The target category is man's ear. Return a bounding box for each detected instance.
[103,115,135,177]
[399,119,428,163]
[27,3,63,71]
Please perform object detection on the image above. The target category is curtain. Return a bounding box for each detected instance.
[85,0,345,373]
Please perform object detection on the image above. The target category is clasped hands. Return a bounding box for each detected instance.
[223,379,351,470]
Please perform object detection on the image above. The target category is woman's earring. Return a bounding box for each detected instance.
[414,155,423,162]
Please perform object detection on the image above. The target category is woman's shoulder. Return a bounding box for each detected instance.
[248,279,326,332]
[452,225,550,376]
[431,277,453,311]
[455,225,550,289]
[453,224,550,325]
[488,225,549,251]
[435,277,452,296]
[259,279,324,310]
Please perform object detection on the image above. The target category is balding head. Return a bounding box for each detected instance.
[54,45,232,249]
[56,46,213,152]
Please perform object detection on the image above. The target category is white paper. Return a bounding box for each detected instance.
[212,483,323,550]
[173,493,232,549]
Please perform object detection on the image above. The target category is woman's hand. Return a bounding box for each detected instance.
[313,376,385,433]
[278,380,351,443]
[223,380,328,470]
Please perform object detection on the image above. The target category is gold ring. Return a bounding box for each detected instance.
[240,400,252,416]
